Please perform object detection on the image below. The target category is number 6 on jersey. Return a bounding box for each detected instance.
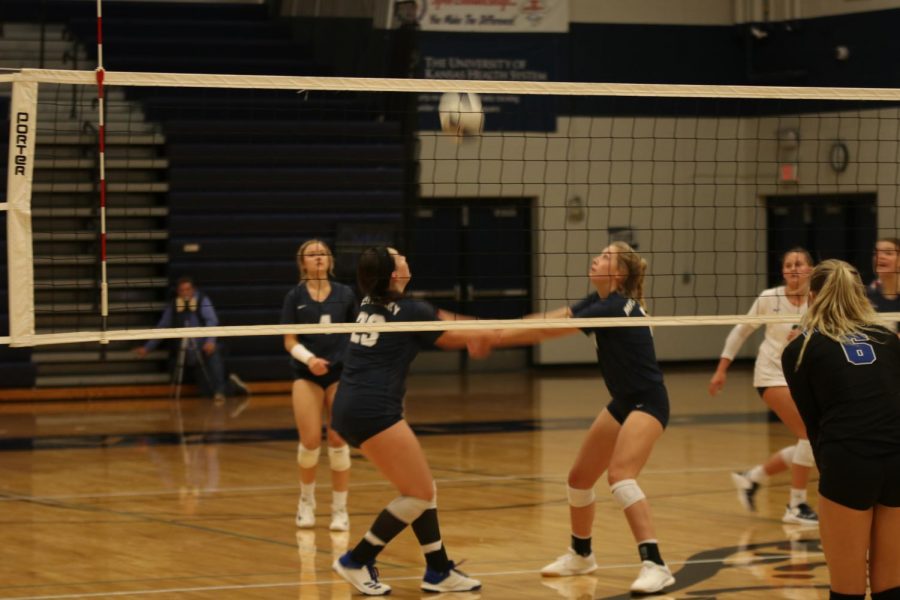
[841,335,876,365]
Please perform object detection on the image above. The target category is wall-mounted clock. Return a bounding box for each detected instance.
[830,141,849,173]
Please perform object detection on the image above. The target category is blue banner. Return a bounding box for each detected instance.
[417,32,566,132]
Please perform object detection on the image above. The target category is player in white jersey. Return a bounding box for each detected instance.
[709,247,819,525]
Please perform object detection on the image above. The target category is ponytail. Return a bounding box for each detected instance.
[610,241,648,309]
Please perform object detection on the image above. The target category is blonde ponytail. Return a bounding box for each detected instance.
[610,241,648,310]
[795,259,882,369]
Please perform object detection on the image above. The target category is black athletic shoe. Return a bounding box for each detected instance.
[783,502,819,526]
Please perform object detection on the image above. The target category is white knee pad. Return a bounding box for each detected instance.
[610,479,646,510]
[386,495,432,524]
[297,443,321,469]
[567,485,596,508]
[779,445,795,466]
[793,439,815,467]
[327,445,351,472]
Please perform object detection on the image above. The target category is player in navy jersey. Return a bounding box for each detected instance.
[489,241,675,595]
[280,240,359,532]
[867,238,900,331]
[782,260,900,600]
[330,246,493,596]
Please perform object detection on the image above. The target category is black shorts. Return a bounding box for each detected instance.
[818,443,900,510]
[332,413,403,449]
[607,386,670,429]
[291,362,342,389]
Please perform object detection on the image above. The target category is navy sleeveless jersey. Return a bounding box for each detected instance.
[280,281,358,365]
[333,298,442,421]
[867,286,900,332]
[570,291,665,399]
[867,286,900,313]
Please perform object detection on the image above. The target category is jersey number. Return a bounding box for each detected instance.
[319,313,332,334]
[840,335,876,365]
[350,312,385,347]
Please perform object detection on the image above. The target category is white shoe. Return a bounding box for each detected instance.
[421,562,481,592]
[330,506,350,532]
[630,560,675,594]
[332,552,391,596]
[295,497,315,528]
[730,471,761,512]
[782,503,819,526]
[540,549,597,577]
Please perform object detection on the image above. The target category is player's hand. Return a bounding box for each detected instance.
[466,333,494,360]
[308,357,330,376]
[708,371,726,396]
[786,327,801,342]
[203,341,216,356]
[133,346,148,358]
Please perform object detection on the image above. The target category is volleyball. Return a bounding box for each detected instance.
[438,92,484,137]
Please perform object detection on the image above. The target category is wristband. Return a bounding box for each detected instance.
[290,343,315,365]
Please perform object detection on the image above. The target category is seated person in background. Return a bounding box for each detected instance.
[135,276,249,406]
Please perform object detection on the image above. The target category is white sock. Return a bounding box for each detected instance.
[332,490,348,509]
[789,488,807,508]
[747,465,768,484]
[300,482,316,503]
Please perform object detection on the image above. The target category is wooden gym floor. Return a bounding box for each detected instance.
[0,363,828,599]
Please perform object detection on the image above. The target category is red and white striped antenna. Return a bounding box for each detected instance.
[95,0,109,341]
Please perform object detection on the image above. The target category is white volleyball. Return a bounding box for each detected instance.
[438,92,484,137]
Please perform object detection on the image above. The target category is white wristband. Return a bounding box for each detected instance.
[290,343,315,365]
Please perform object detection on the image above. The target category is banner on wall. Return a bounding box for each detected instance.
[417,0,568,33]
[418,33,565,131]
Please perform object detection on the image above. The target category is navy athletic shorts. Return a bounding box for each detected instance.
[606,385,670,429]
[292,362,342,389]
[332,413,403,449]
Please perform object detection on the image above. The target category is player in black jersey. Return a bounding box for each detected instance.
[783,259,900,600]
[280,240,359,532]
[490,242,674,595]
[868,238,900,331]
[330,247,492,596]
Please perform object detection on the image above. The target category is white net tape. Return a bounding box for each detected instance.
[5,68,900,348]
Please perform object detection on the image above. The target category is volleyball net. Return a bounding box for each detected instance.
[4,68,900,349]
